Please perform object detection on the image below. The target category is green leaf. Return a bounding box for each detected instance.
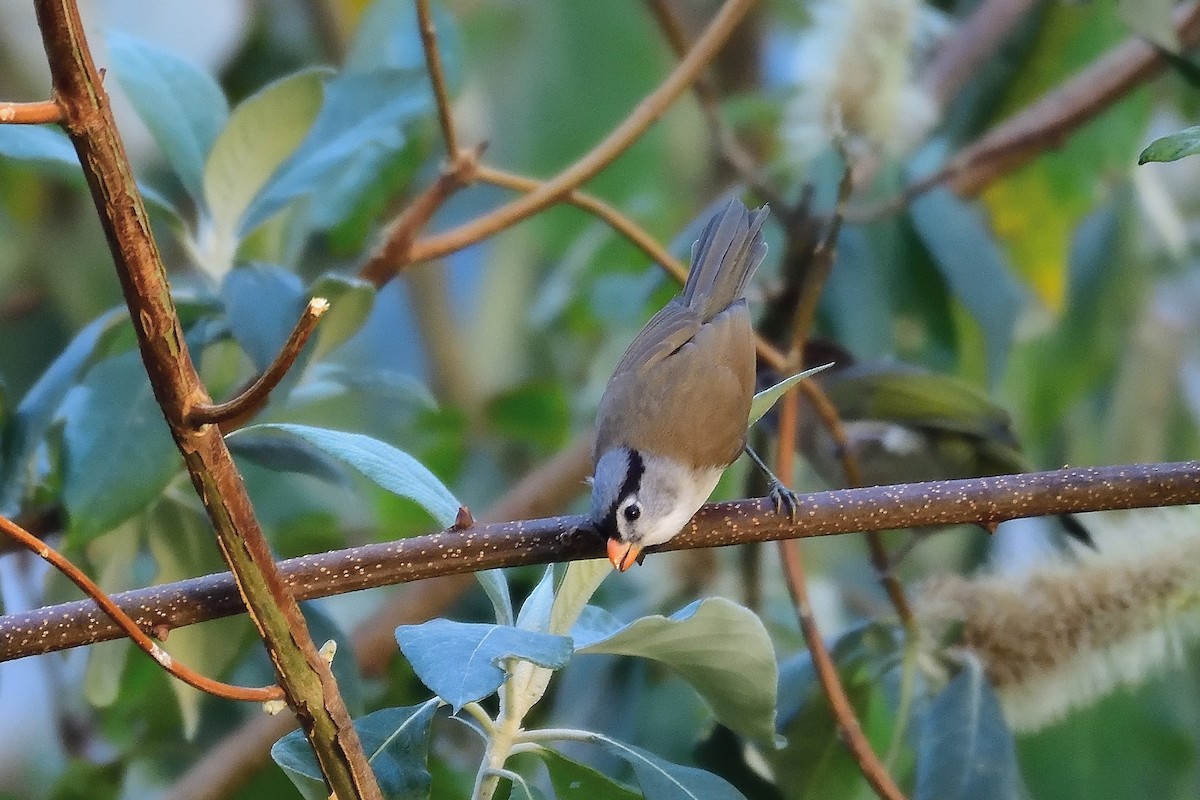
[910,182,1025,384]
[59,349,181,543]
[534,748,643,800]
[0,309,126,515]
[592,736,746,800]
[202,68,325,247]
[306,273,377,361]
[770,623,903,800]
[346,0,462,78]
[748,364,834,426]
[914,656,1022,800]
[575,598,779,745]
[241,69,429,233]
[231,423,459,527]
[393,619,572,710]
[220,263,307,372]
[107,31,229,200]
[272,700,438,800]
[487,381,571,449]
[1138,126,1200,165]
[477,569,515,627]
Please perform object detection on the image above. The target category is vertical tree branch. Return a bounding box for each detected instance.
[416,0,459,158]
[31,2,380,797]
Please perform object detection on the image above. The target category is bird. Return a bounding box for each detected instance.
[590,199,783,572]
[793,339,1095,553]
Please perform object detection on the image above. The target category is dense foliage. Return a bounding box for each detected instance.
[1,1,1200,799]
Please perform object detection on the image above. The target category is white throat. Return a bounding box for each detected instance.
[635,453,725,548]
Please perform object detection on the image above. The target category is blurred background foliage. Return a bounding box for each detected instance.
[0,0,1199,798]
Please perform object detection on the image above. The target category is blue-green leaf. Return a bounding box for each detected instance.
[910,184,1026,385]
[228,429,349,484]
[516,566,556,633]
[1138,125,1200,165]
[748,363,834,426]
[914,655,1022,800]
[242,69,429,233]
[534,747,643,800]
[0,309,126,515]
[476,569,514,627]
[107,31,229,200]
[394,620,572,710]
[575,599,779,745]
[0,125,80,178]
[232,423,459,526]
[273,700,439,800]
[202,68,326,245]
[220,263,307,372]
[592,736,746,800]
[59,349,181,543]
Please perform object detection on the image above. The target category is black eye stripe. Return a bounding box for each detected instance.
[618,450,644,506]
[605,449,645,538]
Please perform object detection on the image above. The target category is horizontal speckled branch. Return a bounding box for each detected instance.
[3,461,1198,663]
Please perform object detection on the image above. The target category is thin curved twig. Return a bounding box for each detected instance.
[401,0,757,265]
[187,297,329,427]
[0,99,62,124]
[416,0,459,158]
[0,514,282,703]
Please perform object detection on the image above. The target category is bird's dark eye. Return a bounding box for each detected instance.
[623,503,641,522]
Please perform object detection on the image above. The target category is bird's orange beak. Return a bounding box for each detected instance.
[607,539,643,572]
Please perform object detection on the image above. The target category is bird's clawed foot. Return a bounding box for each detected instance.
[768,480,800,522]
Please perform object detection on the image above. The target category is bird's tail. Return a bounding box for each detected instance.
[681,198,769,320]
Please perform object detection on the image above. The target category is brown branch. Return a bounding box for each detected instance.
[4,460,1198,664]
[919,0,1038,110]
[848,1,1200,220]
[187,297,329,427]
[0,99,62,124]
[475,165,690,284]
[161,431,595,800]
[358,144,483,286]
[787,147,853,360]
[416,0,459,158]
[32,2,379,797]
[0,515,282,703]
[779,534,908,800]
[401,0,757,265]
[777,380,905,797]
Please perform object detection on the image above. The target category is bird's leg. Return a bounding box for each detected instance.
[743,444,799,521]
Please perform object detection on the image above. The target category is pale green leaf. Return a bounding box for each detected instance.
[1139,126,1200,165]
[748,363,834,426]
[202,68,326,244]
[576,598,779,745]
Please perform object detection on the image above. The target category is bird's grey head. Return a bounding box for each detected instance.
[591,446,714,573]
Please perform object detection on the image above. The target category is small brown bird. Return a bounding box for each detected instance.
[590,200,771,571]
